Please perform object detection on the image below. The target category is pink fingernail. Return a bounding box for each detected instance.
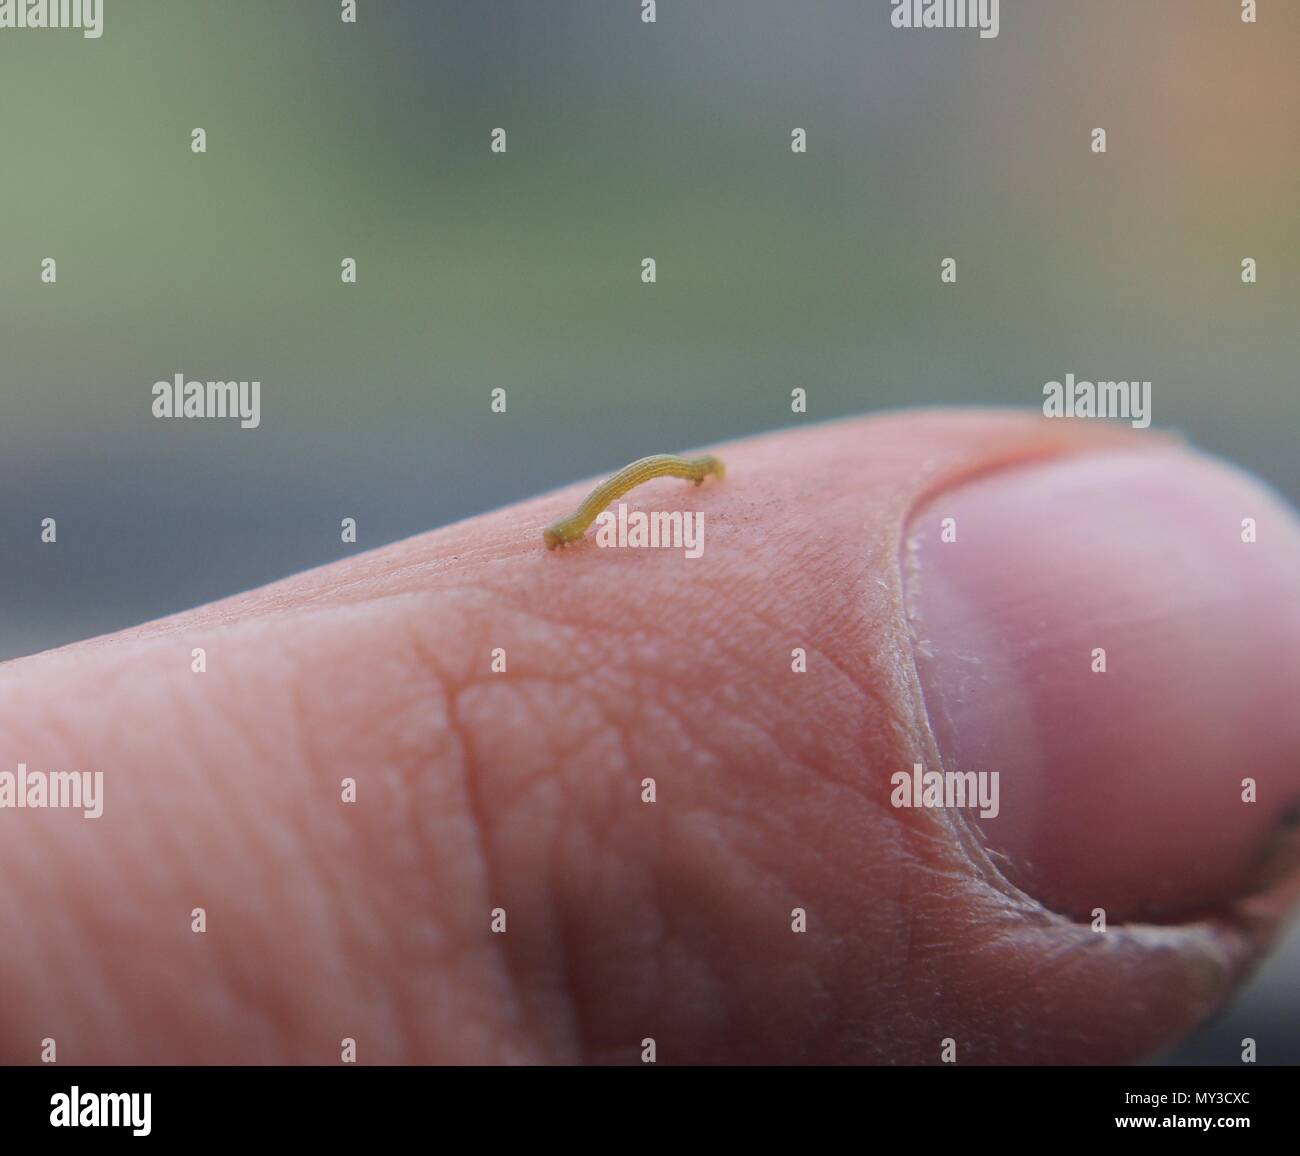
[904,449,1300,920]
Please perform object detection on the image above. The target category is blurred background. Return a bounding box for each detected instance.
[1,0,1296,1061]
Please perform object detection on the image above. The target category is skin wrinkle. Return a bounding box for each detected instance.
[406,626,549,1063]
[446,691,529,1059]
[415,731,516,1061]
[449,678,584,1062]
[512,642,701,1061]
[449,599,652,1061]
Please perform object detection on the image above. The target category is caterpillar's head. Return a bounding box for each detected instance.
[543,525,564,550]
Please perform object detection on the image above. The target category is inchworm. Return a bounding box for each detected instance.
[544,453,726,549]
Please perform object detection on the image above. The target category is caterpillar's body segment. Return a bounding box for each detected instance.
[543,453,726,549]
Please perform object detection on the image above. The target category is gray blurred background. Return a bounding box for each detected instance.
[1,0,1296,1062]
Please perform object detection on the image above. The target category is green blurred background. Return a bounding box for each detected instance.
[1,0,1297,1061]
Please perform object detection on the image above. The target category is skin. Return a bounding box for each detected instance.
[0,409,1298,1064]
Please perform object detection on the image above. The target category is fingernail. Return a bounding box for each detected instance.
[903,448,1300,921]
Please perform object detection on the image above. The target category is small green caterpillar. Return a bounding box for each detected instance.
[544,454,726,549]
